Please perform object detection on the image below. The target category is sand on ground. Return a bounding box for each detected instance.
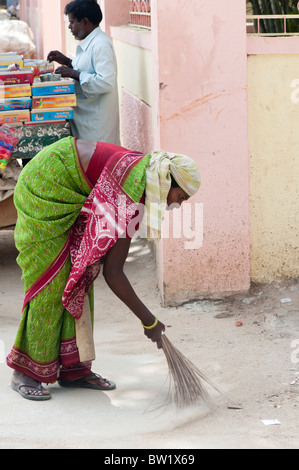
[0,230,298,449]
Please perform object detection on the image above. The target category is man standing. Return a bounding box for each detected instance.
[47,0,120,145]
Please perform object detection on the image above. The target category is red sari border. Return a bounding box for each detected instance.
[62,151,146,320]
[22,230,72,312]
[7,339,91,383]
[7,346,59,383]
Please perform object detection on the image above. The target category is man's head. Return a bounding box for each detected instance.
[65,0,102,40]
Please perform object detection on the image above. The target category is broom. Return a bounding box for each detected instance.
[160,334,228,408]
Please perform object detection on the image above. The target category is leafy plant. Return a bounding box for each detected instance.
[247,0,299,34]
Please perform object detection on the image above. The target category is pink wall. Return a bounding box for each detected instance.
[19,0,69,60]
[100,0,130,36]
[36,0,129,59]
[47,0,69,59]
[20,0,250,303]
[152,0,250,303]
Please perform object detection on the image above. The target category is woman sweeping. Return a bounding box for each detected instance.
[6,136,200,400]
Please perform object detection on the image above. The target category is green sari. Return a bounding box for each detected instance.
[7,136,149,383]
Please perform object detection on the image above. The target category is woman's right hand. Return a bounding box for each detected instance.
[143,320,165,349]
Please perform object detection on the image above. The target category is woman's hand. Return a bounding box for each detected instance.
[143,320,165,349]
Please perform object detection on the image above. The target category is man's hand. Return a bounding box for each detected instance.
[55,66,80,81]
[47,50,71,67]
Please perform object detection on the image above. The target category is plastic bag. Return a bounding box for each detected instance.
[0,124,21,170]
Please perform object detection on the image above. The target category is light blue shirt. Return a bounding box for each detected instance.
[71,27,120,145]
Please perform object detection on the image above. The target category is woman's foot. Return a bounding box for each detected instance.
[58,371,116,390]
[11,371,51,401]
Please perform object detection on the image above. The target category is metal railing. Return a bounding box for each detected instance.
[129,0,151,29]
[247,14,299,36]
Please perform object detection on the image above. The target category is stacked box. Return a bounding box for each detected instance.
[0,68,34,85]
[31,79,75,96]
[0,54,32,126]
[0,55,76,124]
[0,57,76,159]
[31,78,76,122]
[0,53,23,70]
[0,98,31,111]
[23,59,54,77]
[0,83,31,99]
[0,83,31,124]
[0,109,30,124]
[31,107,73,122]
[32,94,77,109]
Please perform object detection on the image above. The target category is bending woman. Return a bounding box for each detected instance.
[7,137,200,400]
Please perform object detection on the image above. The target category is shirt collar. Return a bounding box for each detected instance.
[78,26,101,51]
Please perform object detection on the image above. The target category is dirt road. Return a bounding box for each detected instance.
[0,230,298,449]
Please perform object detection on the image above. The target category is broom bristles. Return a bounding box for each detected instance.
[161,334,225,408]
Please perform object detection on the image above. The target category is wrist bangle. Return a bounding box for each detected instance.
[142,316,158,330]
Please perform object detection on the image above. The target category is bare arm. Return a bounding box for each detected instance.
[103,237,165,348]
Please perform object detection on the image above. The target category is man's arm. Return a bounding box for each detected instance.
[77,42,117,95]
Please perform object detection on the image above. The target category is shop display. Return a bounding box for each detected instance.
[0,55,74,162]
[12,120,71,159]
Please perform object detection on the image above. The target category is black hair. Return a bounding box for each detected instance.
[65,0,103,26]
[170,174,180,188]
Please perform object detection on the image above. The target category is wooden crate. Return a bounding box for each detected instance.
[0,195,17,229]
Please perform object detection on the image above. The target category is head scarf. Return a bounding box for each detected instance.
[144,151,200,239]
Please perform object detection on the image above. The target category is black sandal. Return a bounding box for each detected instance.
[58,372,116,391]
[11,380,52,401]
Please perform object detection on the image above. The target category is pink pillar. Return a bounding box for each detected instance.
[39,0,66,59]
[151,0,250,304]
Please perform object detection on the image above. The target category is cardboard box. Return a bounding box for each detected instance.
[32,94,77,109]
[31,79,75,96]
[0,55,23,69]
[0,109,30,124]
[0,84,31,99]
[23,59,54,77]
[0,68,34,85]
[0,195,17,229]
[0,98,31,111]
[31,107,73,122]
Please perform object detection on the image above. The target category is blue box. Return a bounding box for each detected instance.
[31,107,73,122]
[31,79,75,96]
[0,98,31,111]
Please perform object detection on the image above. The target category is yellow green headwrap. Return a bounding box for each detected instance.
[144,151,200,239]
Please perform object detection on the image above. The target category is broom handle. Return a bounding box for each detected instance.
[75,295,96,362]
